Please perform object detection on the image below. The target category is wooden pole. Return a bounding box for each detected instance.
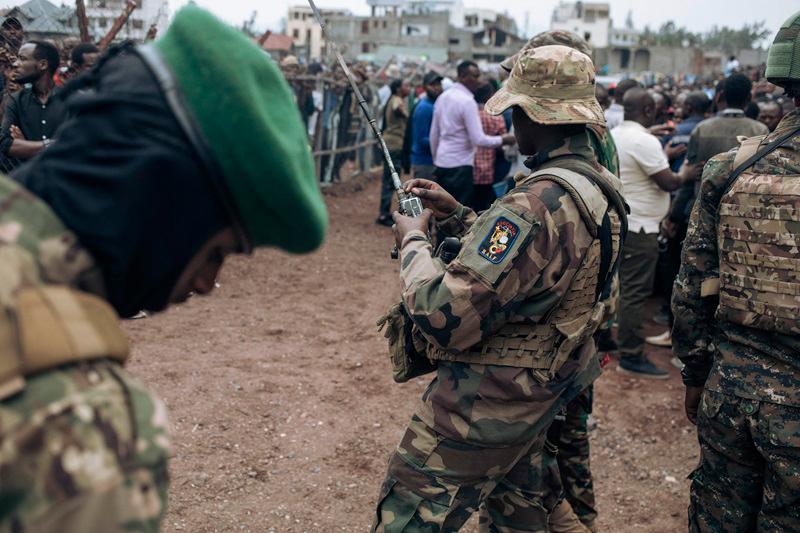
[75,0,91,43]
[98,0,138,50]
[257,29,271,47]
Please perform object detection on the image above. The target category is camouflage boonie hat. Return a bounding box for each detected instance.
[765,10,800,89]
[500,30,591,73]
[486,45,605,126]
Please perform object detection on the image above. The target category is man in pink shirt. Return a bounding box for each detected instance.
[430,60,515,204]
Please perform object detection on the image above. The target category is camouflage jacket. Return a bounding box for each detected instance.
[398,131,619,382]
[672,109,800,406]
[0,175,171,530]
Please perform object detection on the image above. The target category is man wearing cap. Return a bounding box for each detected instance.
[0,6,327,531]
[372,45,626,532]
[672,11,800,531]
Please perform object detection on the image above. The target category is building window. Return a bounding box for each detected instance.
[362,42,369,53]
[382,20,387,28]
[98,17,107,27]
[584,10,596,23]
[95,0,106,7]
[293,28,300,39]
[306,29,311,43]
[584,32,591,42]
[449,38,459,45]
[293,12,299,19]
[132,19,143,29]
[361,20,369,34]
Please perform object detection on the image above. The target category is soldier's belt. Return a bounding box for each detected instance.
[0,286,129,400]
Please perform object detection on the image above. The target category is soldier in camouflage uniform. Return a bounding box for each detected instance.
[373,45,626,532]
[0,7,327,532]
[672,11,800,532]
[499,30,618,532]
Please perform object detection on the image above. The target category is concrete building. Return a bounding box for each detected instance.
[325,2,523,64]
[85,0,166,41]
[550,1,610,49]
[287,4,350,61]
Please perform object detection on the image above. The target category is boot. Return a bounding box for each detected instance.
[548,499,591,533]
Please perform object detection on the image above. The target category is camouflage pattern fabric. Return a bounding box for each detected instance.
[555,387,596,529]
[486,46,605,127]
[689,389,800,532]
[373,133,620,532]
[500,30,592,73]
[673,110,800,530]
[0,175,170,531]
[587,125,619,178]
[672,109,800,404]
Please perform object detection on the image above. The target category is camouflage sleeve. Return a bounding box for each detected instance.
[399,185,571,354]
[671,151,734,387]
[435,204,478,238]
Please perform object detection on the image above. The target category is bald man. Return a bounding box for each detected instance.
[610,88,704,378]
[758,100,783,132]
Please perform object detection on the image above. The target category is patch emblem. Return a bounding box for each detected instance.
[478,217,519,264]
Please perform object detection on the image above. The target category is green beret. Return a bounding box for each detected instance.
[154,6,327,253]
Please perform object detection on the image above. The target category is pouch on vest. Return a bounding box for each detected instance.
[0,286,129,400]
[376,302,437,383]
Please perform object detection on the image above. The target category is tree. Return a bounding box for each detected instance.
[638,20,769,52]
[703,22,771,54]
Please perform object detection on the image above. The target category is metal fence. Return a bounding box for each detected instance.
[285,73,383,183]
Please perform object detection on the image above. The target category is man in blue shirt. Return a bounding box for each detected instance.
[408,71,443,179]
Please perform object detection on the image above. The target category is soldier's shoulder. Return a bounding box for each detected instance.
[700,149,738,188]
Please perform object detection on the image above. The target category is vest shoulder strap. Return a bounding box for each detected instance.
[526,167,608,237]
[732,135,767,169]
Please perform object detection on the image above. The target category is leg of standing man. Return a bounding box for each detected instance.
[616,229,667,378]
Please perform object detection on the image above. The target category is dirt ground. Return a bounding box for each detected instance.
[124,175,699,532]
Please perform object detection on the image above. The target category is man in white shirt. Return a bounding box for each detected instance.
[611,88,703,379]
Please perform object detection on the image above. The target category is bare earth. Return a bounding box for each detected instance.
[124,175,698,532]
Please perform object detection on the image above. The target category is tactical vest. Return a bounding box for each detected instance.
[0,286,129,400]
[716,132,800,336]
[427,164,624,380]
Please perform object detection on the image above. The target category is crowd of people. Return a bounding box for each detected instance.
[0,3,799,532]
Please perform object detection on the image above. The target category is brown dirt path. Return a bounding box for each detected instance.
[124,176,698,532]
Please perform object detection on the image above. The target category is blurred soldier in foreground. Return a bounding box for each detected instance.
[0,6,327,531]
[373,45,626,532]
[499,29,620,532]
[672,10,800,532]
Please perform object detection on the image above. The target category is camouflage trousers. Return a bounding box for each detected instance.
[475,385,596,533]
[689,389,800,532]
[555,386,595,530]
[0,360,171,532]
[372,359,594,532]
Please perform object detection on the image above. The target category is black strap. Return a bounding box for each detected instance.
[720,123,800,199]
[596,211,613,301]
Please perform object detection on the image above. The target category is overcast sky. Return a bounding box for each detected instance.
[1,0,796,45]
[168,0,795,45]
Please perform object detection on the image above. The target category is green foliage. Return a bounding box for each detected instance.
[638,20,771,52]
